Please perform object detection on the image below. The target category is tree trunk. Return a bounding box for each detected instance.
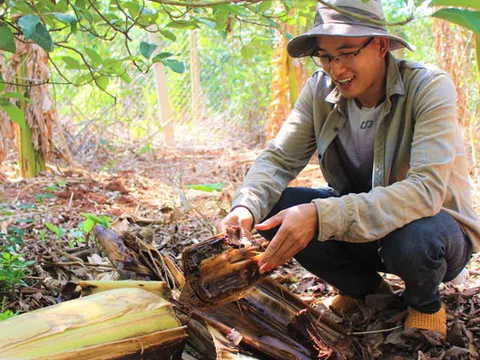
[433,20,478,182]
[7,41,55,178]
[16,53,44,178]
[264,25,307,142]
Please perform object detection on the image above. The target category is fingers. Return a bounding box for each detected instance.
[239,216,253,234]
[257,204,318,274]
[255,212,283,231]
[258,227,300,273]
[216,206,254,234]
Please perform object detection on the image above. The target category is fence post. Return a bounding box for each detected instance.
[148,31,174,145]
[190,30,201,123]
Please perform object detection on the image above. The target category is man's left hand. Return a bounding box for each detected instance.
[255,203,318,274]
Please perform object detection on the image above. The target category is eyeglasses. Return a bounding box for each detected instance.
[311,37,375,68]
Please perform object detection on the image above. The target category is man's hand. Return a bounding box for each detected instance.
[256,203,318,274]
[216,206,254,234]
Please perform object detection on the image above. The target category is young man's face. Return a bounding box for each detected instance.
[316,36,388,104]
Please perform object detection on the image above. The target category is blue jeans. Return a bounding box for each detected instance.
[257,187,472,313]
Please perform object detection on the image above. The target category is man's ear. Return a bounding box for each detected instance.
[378,37,390,57]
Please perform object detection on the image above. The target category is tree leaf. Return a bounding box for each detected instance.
[186,182,225,192]
[52,12,77,24]
[85,47,102,64]
[120,72,132,84]
[0,24,16,53]
[160,29,176,41]
[1,103,26,129]
[96,75,109,90]
[213,9,230,28]
[241,46,254,59]
[214,4,245,16]
[61,56,83,69]
[123,1,140,17]
[160,59,186,73]
[258,1,273,13]
[30,22,55,52]
[74,73,93,85]
[0,92,31,102]
[430,0,480,10]
[18,15,41,39]
[152,52,173,62]
[431,9,480,34]
[139,41,157,59]
[166,20,199,29]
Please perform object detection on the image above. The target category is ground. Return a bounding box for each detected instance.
[1,141,480,359]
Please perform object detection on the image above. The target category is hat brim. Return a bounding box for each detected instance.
[287,24,413,58]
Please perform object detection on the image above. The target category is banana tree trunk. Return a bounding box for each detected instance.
[16,52,45,178]
[0,287,187,359]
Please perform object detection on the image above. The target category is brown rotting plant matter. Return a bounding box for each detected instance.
[180,226,269,308]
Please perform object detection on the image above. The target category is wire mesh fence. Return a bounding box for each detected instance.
[53,25,276,155]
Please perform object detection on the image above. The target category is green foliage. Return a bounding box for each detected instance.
[18,14,54,52]
[430,0,480,9]
[0,310,16,321]
[45,221,87,249]
[34,193,56,205]
[0,23,16,53]
[45,222,66,238]
[160,59,186,73]
[431,8,480,33]
[0,228,34,294]
[0,101,26,129]
[1,0,298,95]
[81,213,111,233]
[140,42,158,59]
[0,252,33,292]
[186,182,225,192]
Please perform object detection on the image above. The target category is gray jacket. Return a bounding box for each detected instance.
[232,53,480,251]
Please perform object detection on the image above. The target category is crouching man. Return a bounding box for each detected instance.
[217,0,479,338]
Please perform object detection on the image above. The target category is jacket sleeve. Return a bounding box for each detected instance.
[231,76,319,223]
[312,72,459,242]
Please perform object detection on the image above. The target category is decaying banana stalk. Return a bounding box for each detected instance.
[92,224,363,359]
[0,288,187,360]
[180,226,269,308]
[76,280,172,299]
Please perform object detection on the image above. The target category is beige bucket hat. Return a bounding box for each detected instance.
[287,0,413,58]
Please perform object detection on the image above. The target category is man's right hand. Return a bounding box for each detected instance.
[216,206,254,234]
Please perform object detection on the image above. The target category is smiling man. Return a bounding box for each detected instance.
[217,0,480,338]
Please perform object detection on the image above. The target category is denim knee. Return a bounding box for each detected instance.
[379,216,446,281]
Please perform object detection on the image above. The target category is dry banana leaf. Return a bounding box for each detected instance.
[0,288,187,360]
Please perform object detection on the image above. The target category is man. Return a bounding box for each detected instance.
[217,0,479,338]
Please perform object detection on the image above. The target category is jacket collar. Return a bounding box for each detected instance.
[325,52,405,106]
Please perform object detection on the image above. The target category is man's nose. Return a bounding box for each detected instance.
[328,60,348,78]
